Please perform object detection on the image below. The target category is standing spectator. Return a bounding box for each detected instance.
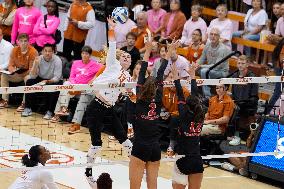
[0,33,38,109]
[11,0,41,45]
[121,32,141,73]
[0,28,13,71]
[180,4,207,46]
[206,4,233,49]
[160,0,186,41]
[270,2,282,33]
[21,43,63,118]
[63,0,95,61]
[186,29,204,64]
[197,28,231,98]
[233,0,268,56]
[0,0,17,42]
[146,0,166,36]
[114,10,136,49]
[33,0,60,52]
[131,11,149,53]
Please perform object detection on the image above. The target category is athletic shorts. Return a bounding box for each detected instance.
[131,142,161,162]
[176,155,204,175]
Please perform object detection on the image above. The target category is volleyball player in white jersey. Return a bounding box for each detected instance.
[9,145,58,189]
[86,17,133,163]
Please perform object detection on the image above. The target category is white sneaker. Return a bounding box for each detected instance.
[229,136,241,146]
[21,108,32,117]
[221,162,235,171]
[122,139,133,157]
[87,146,102,165]
[43,111,53,120]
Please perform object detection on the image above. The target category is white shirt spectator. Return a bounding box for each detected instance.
[114,19,136,49]
[275,17,284,37]
[243,0,266,9]
[207,18,233,48]
[244,9,268,32]
[8,165,58,189]
[0,38,13,70]
[164,55,189,79]
[180,17,207,46]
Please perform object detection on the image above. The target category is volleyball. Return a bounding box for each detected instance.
[111,7,128,24]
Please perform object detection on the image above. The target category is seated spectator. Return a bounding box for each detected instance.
[0,0,17,42]
[180,4,207,46]
[0,33,38,109]
[121,32,141,73]
[146,0,166,36]
[230,55,258,145]
[164,40,189,80]
[152,43,167,77]
[131,11,150,53]
[51,46,102,127]
[21,43,63,118]
[33,0,60,52]
[114,9,136,49]
[270,2,282,33]
[206,4,233,49]
[233,0,268,56]
[160,0,186,41]
[267,3,284,44]
[0,28,13,71]
[186,29,204,64]
[197,28,231,98]
[202,84,235,136]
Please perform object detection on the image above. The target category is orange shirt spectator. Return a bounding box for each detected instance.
[0,0,17,41]
[186,29,204,63]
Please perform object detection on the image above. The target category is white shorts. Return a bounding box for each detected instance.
[172,162,188,186]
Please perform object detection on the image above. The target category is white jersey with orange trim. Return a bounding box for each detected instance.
[9,165,58,189]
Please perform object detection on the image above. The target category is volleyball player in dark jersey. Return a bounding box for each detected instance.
[171,63,206,189]
[128,41,175,189]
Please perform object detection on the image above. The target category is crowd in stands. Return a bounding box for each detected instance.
[0,0,284,182]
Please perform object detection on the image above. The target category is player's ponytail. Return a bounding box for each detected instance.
[22,145,41,167]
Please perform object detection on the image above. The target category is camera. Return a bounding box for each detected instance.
[250,123,259,131]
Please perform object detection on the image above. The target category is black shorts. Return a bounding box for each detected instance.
[176,155,204,175]
[131,142,161,162]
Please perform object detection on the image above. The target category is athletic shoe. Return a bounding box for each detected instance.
[43,111,53,120]
[55,106,69,116]
[122,139,133,157]
[239,168,249,176]
[21,108,32,117]
[229,136,241,146]
[221,162,235,171]
[87,146,102,165]
[68,123,80,134]
[51,115,60,123]
[16,102,25,112]
[165,147,176,158]
[0,100,8,109]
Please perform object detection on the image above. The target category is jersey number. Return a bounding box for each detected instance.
[148,103,157,117]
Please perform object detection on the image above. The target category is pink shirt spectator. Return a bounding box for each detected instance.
[181,17,207,45]
[33,15,60,47]
[166,13,176,37]
[147,8,166,33]
[11,6,41,44]
[275,17,284,37]
[164,55,189,78]
[207,18,233,48]
[114,19,136,49]
[69,60,102,84]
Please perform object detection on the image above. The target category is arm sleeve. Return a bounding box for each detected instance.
[155,58,169,102]
[136,61,148,96]
[33,16,42,35]
[40,171,59,189]
[69,62,76,83]
[2,9,16,26]
[105,41,117,67]
[51,58,63,82]
[180,21,189,45]
[221,20,233,40]
[39,18,60,35]
[169,14,186,40]
[174,79,187,118]
[11,10,19,44]
[7,48,16,70]
[78,9,95,30]
[197,45,207,65]
[275,19,281,35]
[2,44,13,70]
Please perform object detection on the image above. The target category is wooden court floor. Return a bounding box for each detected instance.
[0,108,280,189]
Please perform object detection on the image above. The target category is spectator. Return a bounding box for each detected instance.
[51,46,102,127]
[206,4,233,49]
[114,9,136,49]
[160,0,186,41]
[242,0,266,13]
[270,2,282,33]
[186,29,204,64]
[11,0,41,45]
[131,11,149,53]
[0,28,13,71]
[33,0,60,52]
[275,3,284,37]
[152,43,167,77]
[63,0,95,61]
[233,0,268,56]
[121,32,141,73]
[180,4,207,46]
[202,84,235,136]
[197,28,231,98]
[164,41,190,80]
[146,0,166,35]
[0,33,38,109]
[0,0,17,42]
[21,43,63,118]
[230,55,258,146]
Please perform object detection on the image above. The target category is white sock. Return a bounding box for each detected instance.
[127,122,133,129]
[122,139,133,157]
[87,145,102,166]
